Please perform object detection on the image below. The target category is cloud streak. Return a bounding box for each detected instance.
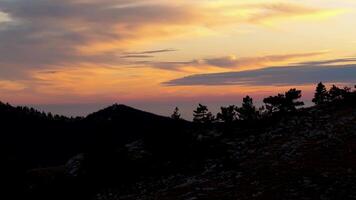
[204,52,326,68]
[163,61,356,86]
[123,49,178,55]
[120,48,177,58]
[242,3,343,24]
[0,0,198,78]
[137,51,326,71]
[296,58,356,66]
[0,80,26,91]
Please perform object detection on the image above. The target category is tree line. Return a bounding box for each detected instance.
[0,102,82,122]
[171,82,356,124]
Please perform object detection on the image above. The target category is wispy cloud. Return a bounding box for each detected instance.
[296,58,356,66]
[204,52,326,68]
[123,49,177,55]
[120,48,177,58]
[121,55,155,58]
[0,11,10,23]
[132,61,197,71]
[241,3,344,25]
[138,51,326,71]
[0,0,198,78]
[0,0,350,106]
[163,59,356,86]
[0,80,27,91]
[0,0,343,79]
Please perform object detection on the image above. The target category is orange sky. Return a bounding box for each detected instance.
[0,0,356,117]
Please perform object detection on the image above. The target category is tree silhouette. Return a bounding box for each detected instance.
[263,94,284,113]
[193,104,214,124]
[312,82,329,105]
[217,105,237,124]
[263,88,304,113]
[285,88,304,111]
[171,107,181,120]
[237,96,258,121]
[329,85,343,101]
[329,85,352,102]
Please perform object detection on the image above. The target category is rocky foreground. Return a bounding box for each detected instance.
[55,104,355,200]
[2,101,353,200]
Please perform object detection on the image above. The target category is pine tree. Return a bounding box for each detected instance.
[263,94,284,113]
[193,104,214,124]
[263,88,304,113]
[237,96,258,121]
[329,85,344,101]
[171,107,181,120]
[329,85,352,101]
[312,82,329,105]
[284,88,304,112]
[217,105,237,123]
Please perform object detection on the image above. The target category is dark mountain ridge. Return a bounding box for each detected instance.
[0,102,194,199]
[86,103,173,121]
[0,102,190,166]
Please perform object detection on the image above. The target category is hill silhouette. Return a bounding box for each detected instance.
[87,104,172,121]
[84,104,191,145]
[0,102,191,167]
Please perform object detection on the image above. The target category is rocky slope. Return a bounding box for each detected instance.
[89,104,356,200]
[3,102,356,200]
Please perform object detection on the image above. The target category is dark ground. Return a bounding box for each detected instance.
[1,101,356,200]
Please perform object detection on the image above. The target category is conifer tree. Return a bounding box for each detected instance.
[312,82,329,105]
[237,96,258,121]
[171,107,181,120]
[263,88,304,113]
[193,104,214,124]
[217,105,237,123]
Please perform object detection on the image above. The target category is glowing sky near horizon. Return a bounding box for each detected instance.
[0,0,356,116]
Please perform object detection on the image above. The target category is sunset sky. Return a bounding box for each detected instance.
[0,0,356,118]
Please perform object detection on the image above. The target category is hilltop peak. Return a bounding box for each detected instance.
[85,103,170,121]
[101,103,137,113]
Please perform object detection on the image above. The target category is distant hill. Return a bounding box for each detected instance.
[0,102,190,167]
[86,104,174,122]
[0,102,193,199]
[84,104,190,144]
